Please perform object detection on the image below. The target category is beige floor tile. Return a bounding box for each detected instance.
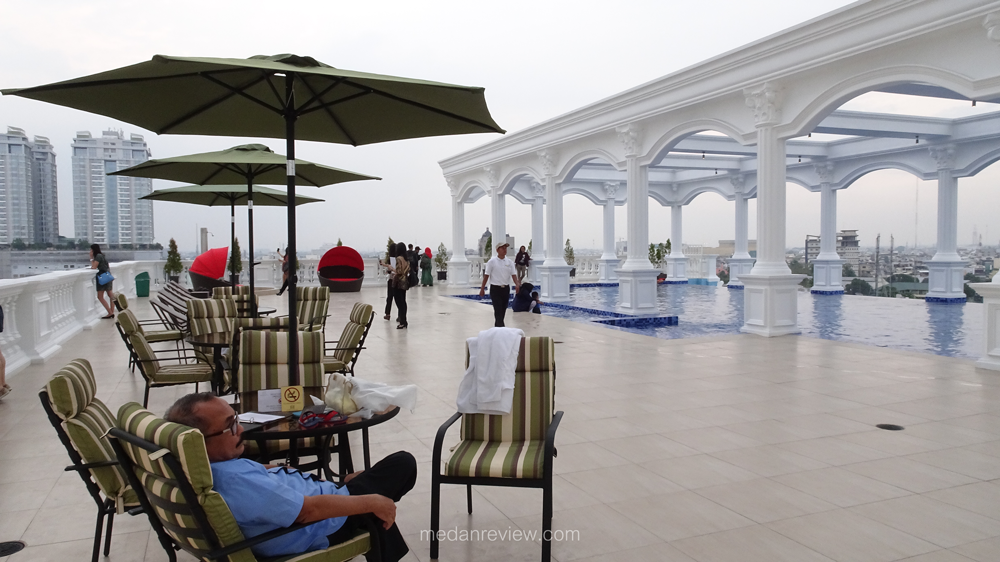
[550,442,630,475]
[0,480,55,513]
[926,482,1000,521]
[843,457,979,493]
[661,427,765,453]
[639,454,758,490]
[951,536,1000,562]
[767,508,938,562]
[406,518,556,562]
[473,476,602,519]
[890,549,977,561]
[509,503,661,561]
[709,445,829,477]
[0,509,34,542]
[593,434,700,463]
[9,529,150,562]
[775,436,893,466]
[671,524,836,562]
[561,464,684,504]
[901,422,1000,447]
[906,448,1000,481]
[695,478,837,524]
[836,429,951,456]
[850,495,1000,549]
[20,500,151,546]
[773,466,912,507]
[608,490,755,541]
[574,541,696,562]
[830,405,930,427]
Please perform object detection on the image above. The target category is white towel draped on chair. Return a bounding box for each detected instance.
[457,327,524,414]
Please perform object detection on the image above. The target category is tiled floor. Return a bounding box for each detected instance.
[1,284,999,561]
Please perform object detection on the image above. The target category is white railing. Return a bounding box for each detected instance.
[164,257,390,290]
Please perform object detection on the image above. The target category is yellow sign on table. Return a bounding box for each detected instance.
[280,385,305,412]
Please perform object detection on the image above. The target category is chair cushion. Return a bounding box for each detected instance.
[330,322,364,364]
[264,530,371,562]
[322,357,347,374]
[45,358,98,419]
[188,298,238,337]
[445,439,545,479]
[117,403,214,493]
[145,330,184,343]
[348,303,373,325]
[116,293,129,310]
[239,331,326,391]
[117,309,141,336]
[155,364,215,383]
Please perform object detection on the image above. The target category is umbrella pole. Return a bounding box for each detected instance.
[230,201,238,287]
[247,179,257,317]
[285,74,300,386]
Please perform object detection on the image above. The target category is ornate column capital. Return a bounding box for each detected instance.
[615,123,643,158]
[537,150,558,178]
[744,82,782,127]
[984,13,1000,45]
[531,180,545,199]
[728,173,745,194]
[483,166,500,188]
[446,178,458,197]
[814,162,835,184]
[929,144,956,170]
[603,181,620,200]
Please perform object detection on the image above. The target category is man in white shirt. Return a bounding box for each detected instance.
[479,242,520,327]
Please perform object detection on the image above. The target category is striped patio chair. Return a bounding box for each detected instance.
[109,403,377,562]
[116,308,184,373]
[236,330,332,474]
[296,286,330,332]
[430,336,563,562]
[39,359,141,562]
[213,286,258,318]
[323,303,374,377]
[130,331,214,407]
[188,297,239,367]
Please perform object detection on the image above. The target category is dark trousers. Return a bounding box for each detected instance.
[384,280,394,317]
[489,285,510,327]
[392,288,408,326]
[326,451,417,562]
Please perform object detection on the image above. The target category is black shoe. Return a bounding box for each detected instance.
[397,323,407,329]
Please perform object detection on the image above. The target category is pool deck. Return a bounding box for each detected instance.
[1,284,999,561]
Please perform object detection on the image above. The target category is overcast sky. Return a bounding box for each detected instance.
[3,0,999,257]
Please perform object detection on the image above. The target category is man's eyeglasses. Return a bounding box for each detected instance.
[204,412,239,439]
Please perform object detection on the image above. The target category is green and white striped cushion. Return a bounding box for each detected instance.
[144,330,184,343]
[348,303,373,325]
[329,322,364,364]
[44,359,132,506]
[295,287,329,330]
[155,364,214,383]
[212,286,252,298]
[117,308,141,335]
[188,298,238,337]
[238,331,326,391]
[445,439,546,478]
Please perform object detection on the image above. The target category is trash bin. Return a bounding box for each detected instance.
[135,272,150,298]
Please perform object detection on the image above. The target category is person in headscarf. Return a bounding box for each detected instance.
[420,247,433,287]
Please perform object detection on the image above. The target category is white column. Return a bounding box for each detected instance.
[446,181,471,287]
[665,203,688,283]
[536,150,572,301]
[927,145,966,302]
[486,166,505,249]
[615,124,659,313]
[597,181,620,282]
[529,181,545,284]
[811,162,844,294]
[740,83,803,336]
[972,276,1000,371]
[727,173,755,289]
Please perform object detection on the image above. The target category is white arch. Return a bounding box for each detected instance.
[838,161,928,190]
[457,180,488,203]
[499,166,543,195]
[962,146,1000,177]
[679,186,732,206]
[641,118,749,167]
[786,66,979,138]
[554,149,622,184]
[561,185,606,205]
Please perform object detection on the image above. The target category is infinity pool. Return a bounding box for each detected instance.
[545,285,982,360]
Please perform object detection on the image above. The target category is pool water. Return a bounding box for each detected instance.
[548,285,982,360]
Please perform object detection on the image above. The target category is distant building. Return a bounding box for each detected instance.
[804,229,860,267]
[0,126,59,245]
[72,130,154,246]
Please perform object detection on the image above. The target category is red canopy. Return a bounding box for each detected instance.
[317,246,364,272]
[190,247,229,279]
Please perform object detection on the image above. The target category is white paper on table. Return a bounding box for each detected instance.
[237,412,285,423]
[257,389,281,412]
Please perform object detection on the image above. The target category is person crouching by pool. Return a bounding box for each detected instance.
[90,244,115,319]
[512,282,542,314]
[164,393,416,561]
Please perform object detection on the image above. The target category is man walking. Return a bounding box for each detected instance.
[479,242,520,327]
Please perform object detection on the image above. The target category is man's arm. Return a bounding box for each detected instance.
[479,273,490,296]
[296,493,397,530]
[511,273,520,292]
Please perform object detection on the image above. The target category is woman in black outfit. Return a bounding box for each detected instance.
[384,242,398,320]
[385,242,409,329]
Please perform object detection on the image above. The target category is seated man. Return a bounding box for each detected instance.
[165,393,416,562]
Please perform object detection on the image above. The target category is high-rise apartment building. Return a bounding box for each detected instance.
[805,229,860,267]
[72,130,154,246]
[0,126,59,245]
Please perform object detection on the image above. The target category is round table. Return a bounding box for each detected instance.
[238,401,400,481]
[255,306,277,317]
[186,332,232,394]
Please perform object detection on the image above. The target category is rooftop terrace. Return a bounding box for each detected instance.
[1,285,999,561]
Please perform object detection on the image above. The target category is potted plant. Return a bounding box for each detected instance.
[228,237,243,284]
[565,238,576,277]
[164,237,183,283]
[435,242,450,281]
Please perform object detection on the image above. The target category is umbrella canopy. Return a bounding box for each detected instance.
[112,144,380,186]
[140,183,325,207]
[1,54,505,143]
[3,52,504,385]
[190,247,229,279]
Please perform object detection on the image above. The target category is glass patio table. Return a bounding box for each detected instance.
[235,393,400,482]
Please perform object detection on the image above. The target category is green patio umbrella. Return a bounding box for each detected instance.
[2,52,504,384]
[116,144,379,304]
[140,184,323,295]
